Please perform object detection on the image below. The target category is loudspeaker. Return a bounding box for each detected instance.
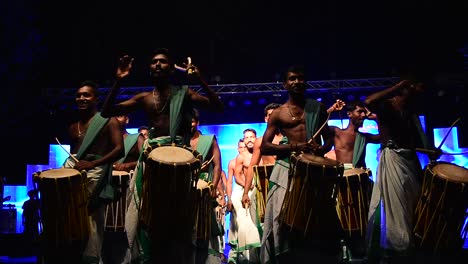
[0,208,17,233]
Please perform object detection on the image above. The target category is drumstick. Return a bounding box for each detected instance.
[200,155,215,170]
[309,112,332,143]
[174,57,194,74]
[55,137,79,163]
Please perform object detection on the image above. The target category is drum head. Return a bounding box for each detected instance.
[38,168,80,178]
[344,168,368,177]
[148,146,196,164]
[296,153,342,168]
[432,163,468,183]
[112,170,130,177]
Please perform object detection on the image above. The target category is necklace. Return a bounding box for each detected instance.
[77,119,91,137]
[287,104,305,121]
[153,89,170,114]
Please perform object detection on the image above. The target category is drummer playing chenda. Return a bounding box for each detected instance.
[326,99,381,259]
[364,80,428,263]
[101,48,224,143]
[259,65,346,263]
[100,48,224,263]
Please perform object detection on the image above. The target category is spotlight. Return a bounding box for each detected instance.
[243,100,252,106]
[258,98,267,104]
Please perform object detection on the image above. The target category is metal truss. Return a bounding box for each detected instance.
[48,77,400,101]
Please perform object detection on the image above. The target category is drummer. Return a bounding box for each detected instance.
[189,108,224,263]
[364,80,427,263]
[102,113,145,264]
[327,99,380,169]
[241,103,283,215]
[259,65,341,263]
[100,48,224,263]
[326,99,380,259]
[61,80,124,264]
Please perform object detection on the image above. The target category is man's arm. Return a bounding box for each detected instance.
[364,80,410,110]
[101,55,135,117]
[210,138,222,198]
[226,159,235,212]
[364,132,381,144]
[185,63,224,112]
[242,138,262,208]
[234,154,246,187]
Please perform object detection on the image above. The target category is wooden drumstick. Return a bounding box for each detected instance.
[55,137,79,163]
[174,57,194,74]
[309,111,332,143]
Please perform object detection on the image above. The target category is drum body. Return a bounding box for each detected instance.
[104,170,131,232]
[193,179,214,240]
[33,168,89,244]
[336,168,373,237]
[280,154,344,235]
[253,164,274,222]
[139,144,202,241]
[413,162,468,251]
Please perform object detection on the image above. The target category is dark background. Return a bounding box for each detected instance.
[1,1,467,184]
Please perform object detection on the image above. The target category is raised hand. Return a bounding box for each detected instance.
[174,57,200,77]
[117,55,134,79]
[327,99,346,113]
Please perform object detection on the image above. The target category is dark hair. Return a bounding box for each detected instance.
[138,125,149,132]
[346,100,366,112]
[243,128,257,136]
[151,48,173,65]
[264,103,281,116]
[79,80,99,96]
[284,65,305,81]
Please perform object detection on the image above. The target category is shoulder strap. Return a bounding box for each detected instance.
[118,133,140,163]
[352,132,367,167]
[169,85,189,143]
[305,99,321,141]
[76,112,109,160]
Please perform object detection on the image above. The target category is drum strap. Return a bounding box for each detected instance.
[169,85,189,144]
[305,99,321,142]
[118,133,140,163]
[76,112,109,160]
[197,135,215,182]
[352,132,366,167]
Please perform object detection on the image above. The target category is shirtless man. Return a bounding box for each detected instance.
[227,128,261,263]
[329,100,380,168]
[260,65,337,263]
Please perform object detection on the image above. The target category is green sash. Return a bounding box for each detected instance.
[118,133,140,163]
[305,99,321,142]
[169,85,189,143]
[197,135,214,182]
[76,112,109,160]
[352,132,366,167]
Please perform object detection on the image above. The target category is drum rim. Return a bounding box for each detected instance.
[343,168,370,177]
[147,145,201,164]
[112,170,132,176]
[431,162,468,183]
[35,168,81,178]
[292,153,343,168]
